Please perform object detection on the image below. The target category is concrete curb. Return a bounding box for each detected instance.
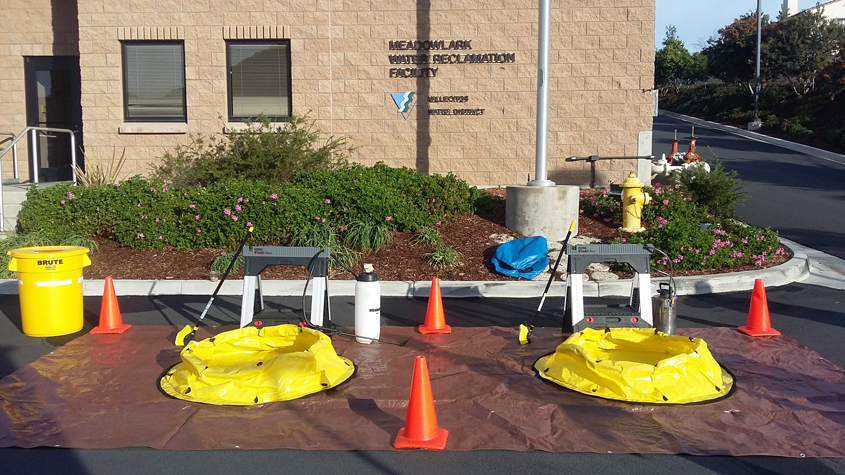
[660,111,845,166]
[0,238,806,299]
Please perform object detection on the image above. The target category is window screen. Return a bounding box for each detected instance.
[228,41,292,121]
[122,42,186,122]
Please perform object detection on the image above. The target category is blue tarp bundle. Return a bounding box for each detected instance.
[492,236,549,280]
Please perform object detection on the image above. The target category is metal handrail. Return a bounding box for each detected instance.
[0,132,17,180]
[0,126,78,232]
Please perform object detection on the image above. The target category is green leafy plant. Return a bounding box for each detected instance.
[413,226,443,246]
[471,189,504,215]
[151,114,352,187]
[671,154,744,219]
[210,250,245,274]
[344,221,393,251]
[61,235,99,252]
[828,128,845,149]
[425,245,463,268]
[785,122,815,141]
[579,188,622,226]
[0,231,60,279]
[290,222,358,270]
[150,135,228,189]
[74,147,127,186]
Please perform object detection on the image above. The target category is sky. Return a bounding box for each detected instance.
[655,1,812,52]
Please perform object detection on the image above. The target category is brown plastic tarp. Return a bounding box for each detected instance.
[2,325,845,456]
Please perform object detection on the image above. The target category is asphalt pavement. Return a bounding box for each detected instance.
[655,111,845,261]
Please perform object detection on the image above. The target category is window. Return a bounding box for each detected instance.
[227,41,292,121]
[122,41,186,122]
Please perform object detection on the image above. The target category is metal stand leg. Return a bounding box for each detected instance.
[310,276,326,326]
[570,273,584,330]
[240,276,257,328]
[638,273,653,326]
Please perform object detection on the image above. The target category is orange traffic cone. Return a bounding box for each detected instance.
[419,277,451,334]
[394,356,449,450]
[738,279,780,337]
[91,276,131,334]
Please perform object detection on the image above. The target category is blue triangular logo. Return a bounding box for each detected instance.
[391,92,417,120]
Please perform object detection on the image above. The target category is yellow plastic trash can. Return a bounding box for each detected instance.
[7,246,91,337]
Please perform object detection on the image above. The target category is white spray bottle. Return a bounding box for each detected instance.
[354,263,381,344]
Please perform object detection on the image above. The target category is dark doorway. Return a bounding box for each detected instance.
[24,56,83,183]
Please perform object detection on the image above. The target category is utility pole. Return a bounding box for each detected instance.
[529,0,554,186]
[750,0,763,131]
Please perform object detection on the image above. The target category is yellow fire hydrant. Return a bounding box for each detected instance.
[620,172,650,233]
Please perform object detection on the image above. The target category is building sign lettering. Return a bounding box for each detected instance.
[389,40,473,50]
[389,53,516,65]
[387,39,515,78]
[387,40,511,119]
[389,68,438,78]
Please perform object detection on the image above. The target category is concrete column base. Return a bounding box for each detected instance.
[505,185,579,241]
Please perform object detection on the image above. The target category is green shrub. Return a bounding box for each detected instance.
[151,114,352,187]
[785,122,815,141]
[151,135,227,189]
[671,155,744,219]
[471,189,503,215]
[292,162,478,232]
[579,188,622,226]
[762,113,780,129]
[19,164,482,253]
[827,128,845,148]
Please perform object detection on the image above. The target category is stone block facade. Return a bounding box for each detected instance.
[0,0,655,187]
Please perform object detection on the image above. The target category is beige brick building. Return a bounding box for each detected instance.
[0,0,655,187]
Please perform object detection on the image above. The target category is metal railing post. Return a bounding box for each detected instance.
[29,128,39,185]
[13,142,18,180]
[69,132,77,185]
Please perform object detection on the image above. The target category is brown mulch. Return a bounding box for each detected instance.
[83,188,790,281]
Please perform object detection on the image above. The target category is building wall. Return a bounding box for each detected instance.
[0,0,79,179]
[799,0,845,22]
[5,0,656,187]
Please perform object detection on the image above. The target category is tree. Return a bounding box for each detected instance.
[654,26,709,88]
[763,7,845,96]
[702,12,770,85]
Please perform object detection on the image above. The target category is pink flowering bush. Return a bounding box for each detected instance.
[578,188,622,225]
[581,181,783,272]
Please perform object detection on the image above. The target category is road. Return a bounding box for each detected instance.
[652,114,845,260]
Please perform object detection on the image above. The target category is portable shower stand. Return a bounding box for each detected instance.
[240,246,331,328]
[565,243,653,332]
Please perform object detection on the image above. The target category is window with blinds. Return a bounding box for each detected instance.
[227,41,292,121]
[122,41,186,122]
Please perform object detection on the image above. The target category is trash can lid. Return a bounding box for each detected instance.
[7,246,91,259]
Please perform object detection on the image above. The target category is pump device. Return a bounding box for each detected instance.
[354,264,381,344]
